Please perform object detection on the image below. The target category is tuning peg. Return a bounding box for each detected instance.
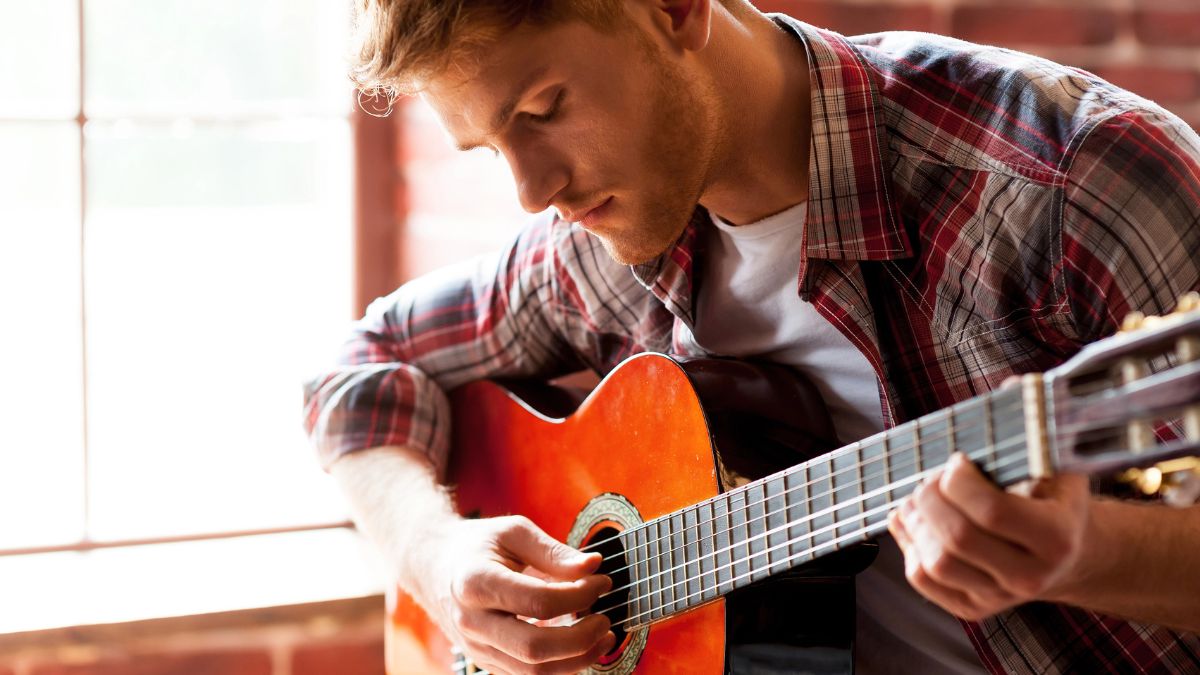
[1162,457,1200,507]
[1119,466,1163,495]
[1121,311,1146,333]
[1176,292,1200,314]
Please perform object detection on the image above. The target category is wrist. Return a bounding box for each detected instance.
[1046,496,1119,606]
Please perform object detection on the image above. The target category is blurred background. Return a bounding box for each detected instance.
[0,0,1196,673]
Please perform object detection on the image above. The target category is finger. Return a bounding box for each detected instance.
[471,630,616,675]
[913,472,1042,587]
[901,544,990,621]
[900,493,1012,601]
[499,516,602,579]
[473,612,610,665]
[936,453,1068,550]
[887,505,911,551]
[484,566,612,619]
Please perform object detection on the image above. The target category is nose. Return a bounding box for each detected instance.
[505,146,570,215]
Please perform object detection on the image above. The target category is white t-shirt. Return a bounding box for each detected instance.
[689,202,985,674]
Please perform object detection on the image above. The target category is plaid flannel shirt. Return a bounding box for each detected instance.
[304,16,1200,674]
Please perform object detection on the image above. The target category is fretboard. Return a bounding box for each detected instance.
[616,384,1031,628]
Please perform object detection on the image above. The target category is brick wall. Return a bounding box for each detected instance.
[757,0,1200,130]
[395,0,1200,280]
[0,599,385,675]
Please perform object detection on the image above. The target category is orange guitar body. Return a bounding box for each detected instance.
[385,353,862,674]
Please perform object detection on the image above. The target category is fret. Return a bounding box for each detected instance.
[985,394,997,473]
[860,438,888,536]
[882,434,893,507]
[667,511,676,612]
[922,412,951,473]
[744,481,768,583]
[854,443,866,535]
[913,419,923,479]
[795,463,814,566]
[764,474,787,575]
[729,489,751,586]
[780,468,802,565]
[947,407,957,458]
[993,387,1026,483]
[651,519,665,620]
[682,506,701,601]
[697,501,717,603]
[951,397,987,475]
[630,526,645,626]
[832,448,859,546]
[808,457,834,554]
[715,492,733,594]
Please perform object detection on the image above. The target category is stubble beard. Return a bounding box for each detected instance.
[595,43,714,266]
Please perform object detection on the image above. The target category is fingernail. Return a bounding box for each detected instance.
[601,631,617,652]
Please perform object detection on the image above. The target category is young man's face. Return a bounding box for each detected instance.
[422,12,716,265]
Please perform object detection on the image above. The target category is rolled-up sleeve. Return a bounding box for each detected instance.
[302,213,588,474]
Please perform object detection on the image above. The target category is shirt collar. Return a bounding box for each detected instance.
[632,17,911,310]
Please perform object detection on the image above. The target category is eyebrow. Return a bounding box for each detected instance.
[454,65,552,152]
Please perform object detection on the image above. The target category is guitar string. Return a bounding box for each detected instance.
[460,395,1023,671]
[602,446,1026,621]
[460,450,1024,674]
[596,408,1024,579]
[588,395,1024,573]
[595,424,1025,583]
[593,446,1028,626]
[610,491,907,631]
[606,452,1029,630]
[579,391,1022,556]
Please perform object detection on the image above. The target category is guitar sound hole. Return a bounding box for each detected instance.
[585,525,632,654]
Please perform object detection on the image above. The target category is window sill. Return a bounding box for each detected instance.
[0,527,387,638]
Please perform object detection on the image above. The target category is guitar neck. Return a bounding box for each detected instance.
[620,384,1032,628]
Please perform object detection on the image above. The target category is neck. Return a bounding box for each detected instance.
[608,385,1032,629]
[698,8,812,225]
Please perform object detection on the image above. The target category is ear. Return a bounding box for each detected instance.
[647,0,713,54]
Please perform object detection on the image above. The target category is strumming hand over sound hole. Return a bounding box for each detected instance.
[585,525,632,657]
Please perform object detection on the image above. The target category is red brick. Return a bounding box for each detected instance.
[1133,8,1200,46]
[292,638,386,675]
[1091,65,1200,105]
[31,650,272,675]
[952,6,1119,47]
[755,0,937,35]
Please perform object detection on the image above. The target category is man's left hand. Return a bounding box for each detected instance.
[887,452,1093,621]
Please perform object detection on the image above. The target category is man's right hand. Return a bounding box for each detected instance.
[412,515,616,675]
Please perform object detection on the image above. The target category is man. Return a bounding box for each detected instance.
[305,0,1200,673]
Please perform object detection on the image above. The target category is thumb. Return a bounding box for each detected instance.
[501,518,601,580]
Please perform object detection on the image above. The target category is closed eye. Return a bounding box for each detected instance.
[525,89,565,124]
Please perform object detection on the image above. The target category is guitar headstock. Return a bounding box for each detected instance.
[1045,293,1200,505]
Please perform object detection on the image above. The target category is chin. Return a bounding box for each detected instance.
[593,233,671,266]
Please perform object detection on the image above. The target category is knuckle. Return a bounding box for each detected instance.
[928,552,956,581]
[457,569,491,606]
[448,605,471,634]
[509,514,535,532]
[943,519,973,551]
[1005,573,1046,598]
[976,501,1006,531]
[525,595,554,619]
[905,562,928,588]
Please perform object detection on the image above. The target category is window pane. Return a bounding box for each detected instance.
[0,2,80,118]
[401,101,530,277]
[84,120,353,539]
[85,0,351,117]
[0,123,85,549]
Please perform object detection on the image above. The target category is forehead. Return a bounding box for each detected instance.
[420,18,625,138]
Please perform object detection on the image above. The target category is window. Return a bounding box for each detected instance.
[0,0,362,614]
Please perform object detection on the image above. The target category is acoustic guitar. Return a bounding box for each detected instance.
[385,295,1200,674]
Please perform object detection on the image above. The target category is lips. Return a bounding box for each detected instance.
[576,197,613,230]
